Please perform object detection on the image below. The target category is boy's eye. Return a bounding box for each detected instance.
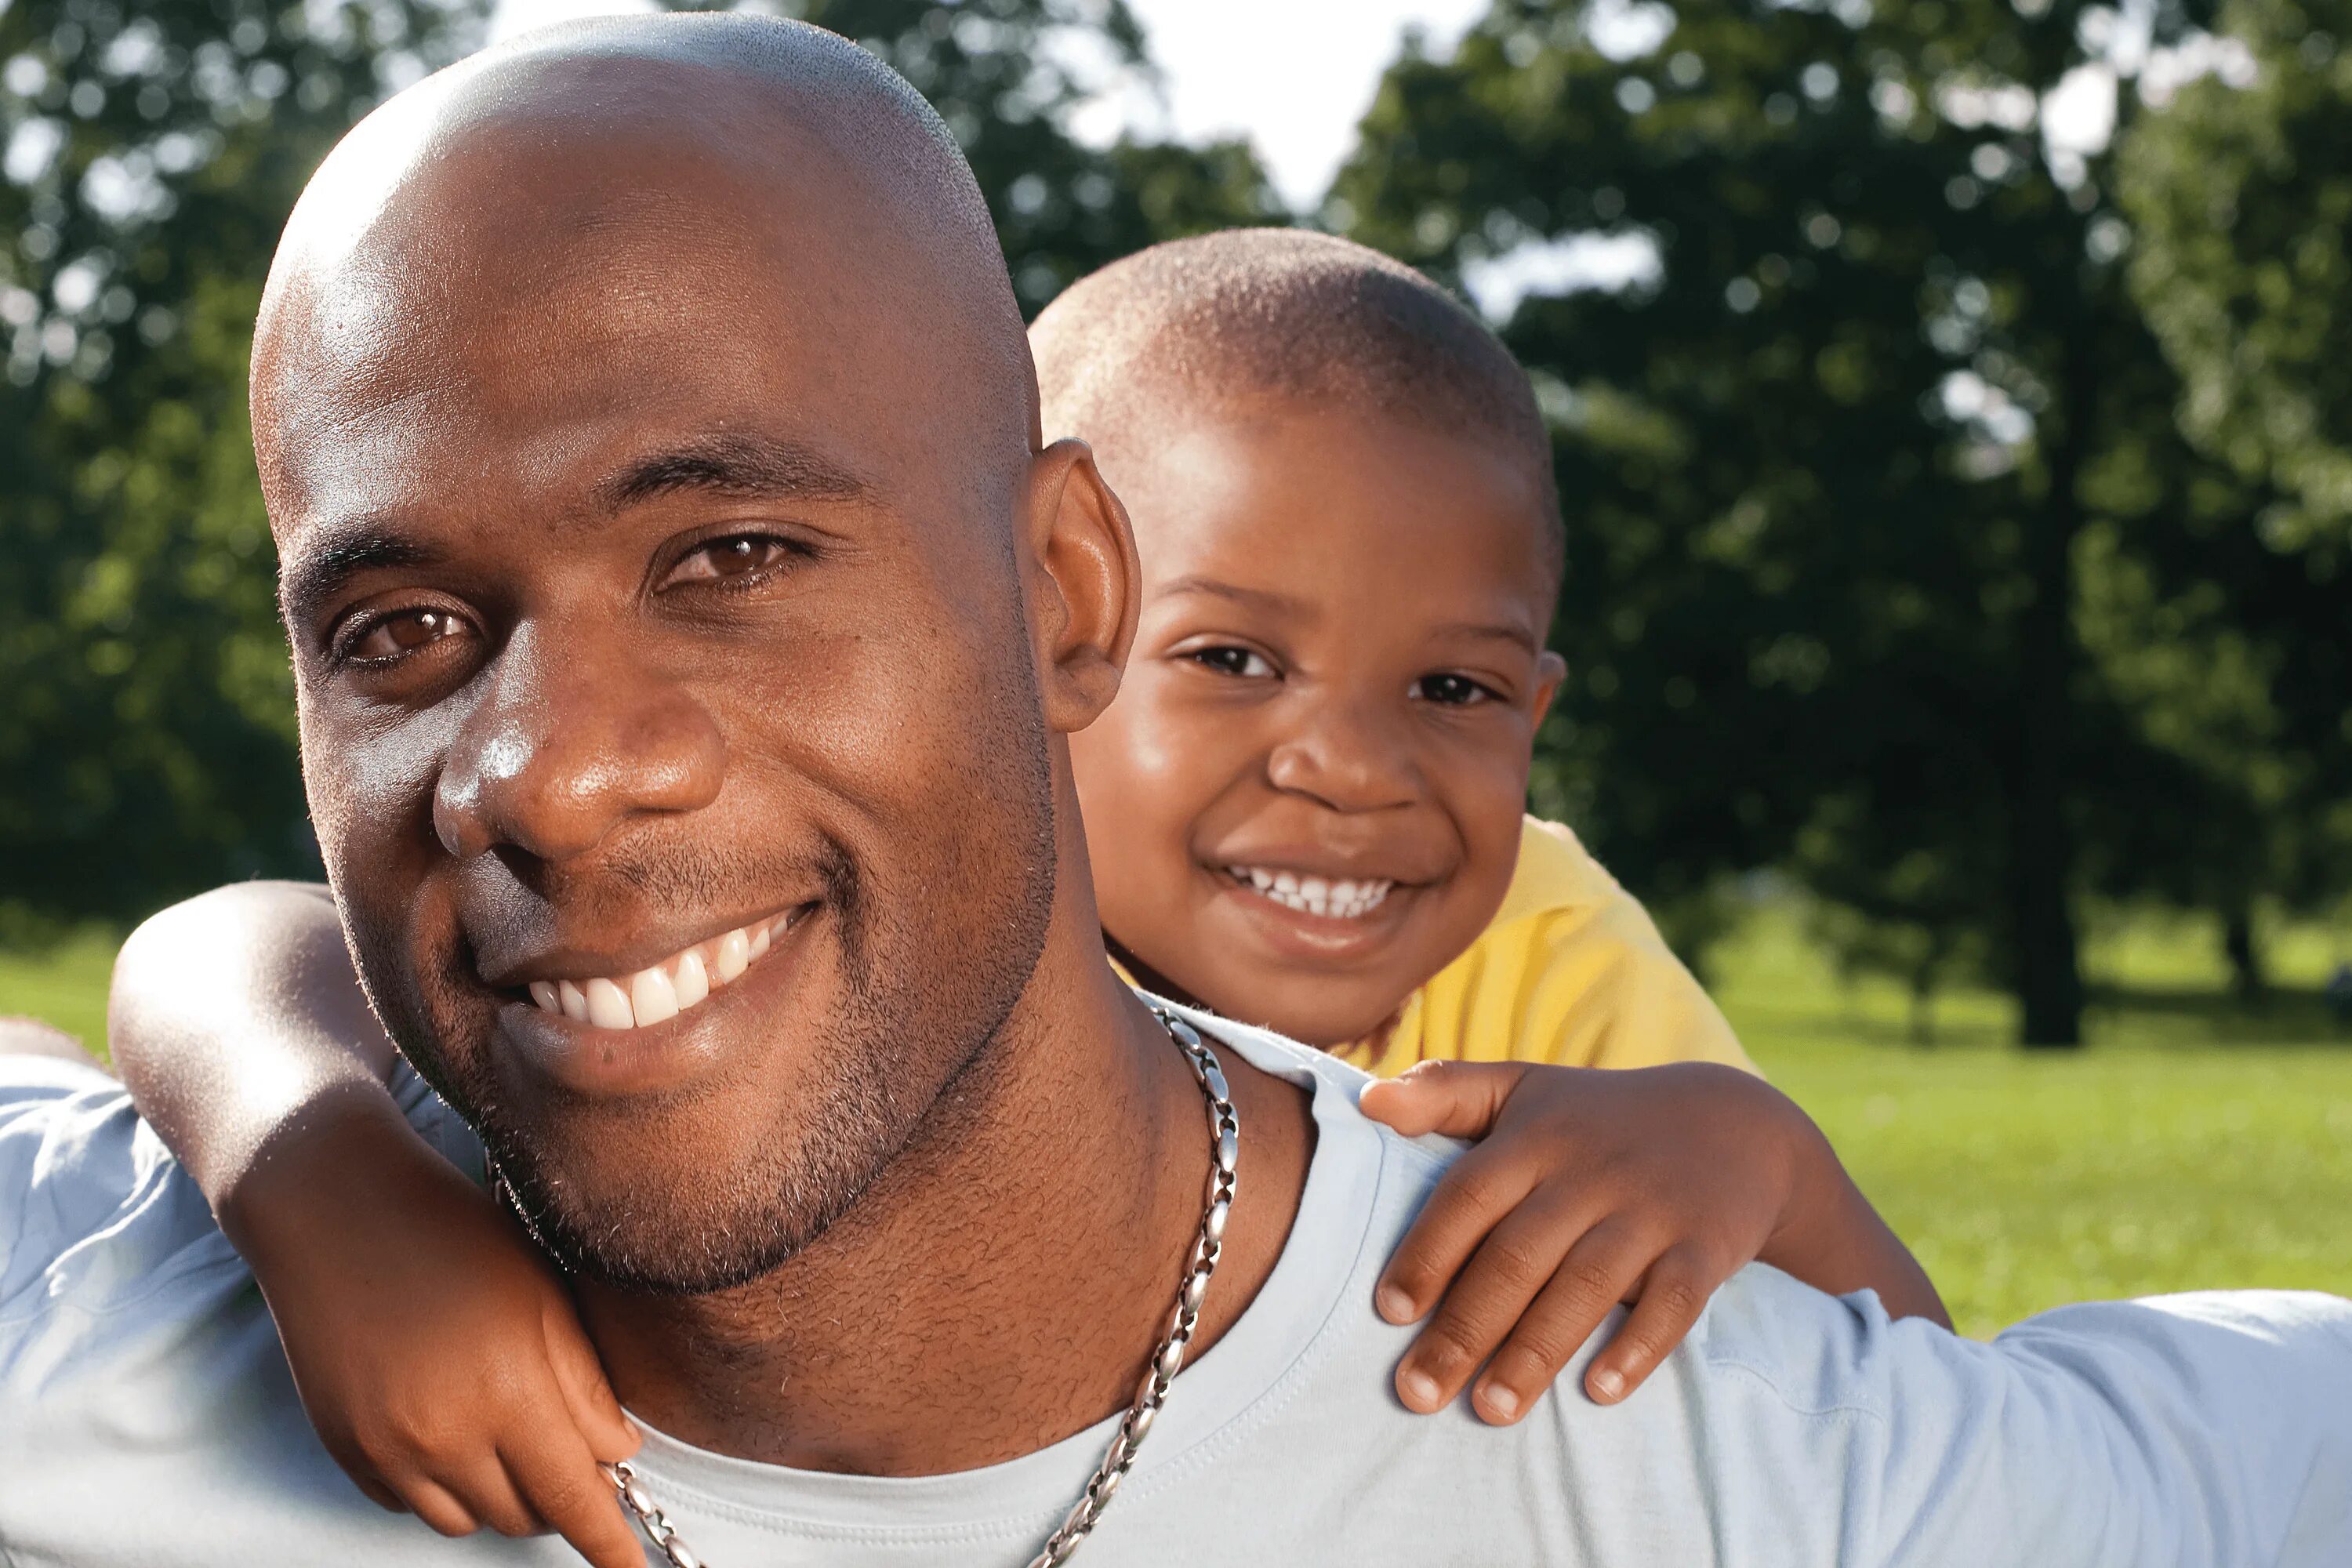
[346,608,471,662]
[1187,645,1278,679]
[1412,673,1496,706]
[666,533,797,587]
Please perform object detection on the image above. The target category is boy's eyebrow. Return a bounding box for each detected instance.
[596,431,874,510]
[1155,575,1312,616]
[1432,619,1544,652]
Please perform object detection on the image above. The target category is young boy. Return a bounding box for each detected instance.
[1036,229,1748,1077]
[107,229,1940,1567]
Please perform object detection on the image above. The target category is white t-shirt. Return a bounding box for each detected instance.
[4,1013,2350,1567]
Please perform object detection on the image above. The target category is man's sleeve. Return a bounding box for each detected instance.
[0,1056,212,1316]
[1691,1267,2352,1566]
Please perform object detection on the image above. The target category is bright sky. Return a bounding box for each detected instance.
[485,0,1488,209]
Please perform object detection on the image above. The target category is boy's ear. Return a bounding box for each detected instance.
[1022,438,1142,735]
[1530,650,1567,729]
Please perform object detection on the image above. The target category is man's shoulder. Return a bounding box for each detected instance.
[0,1056,232,1324]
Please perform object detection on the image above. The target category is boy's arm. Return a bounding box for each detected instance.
[1365,1060,1948,1423]
[108,882,644,1565]
[109,880,411,1228]
[1758,1094,1946,1323]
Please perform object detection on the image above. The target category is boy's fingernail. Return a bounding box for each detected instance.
[1376,1285,1415,1323]
[1479,1384,1519,1421]
[1588,1367,1624,1403]
[1399,1367,1441,1408]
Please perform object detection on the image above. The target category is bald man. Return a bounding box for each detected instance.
[5,16,2352,1568]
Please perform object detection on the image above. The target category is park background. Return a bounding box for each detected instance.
[2,0,2347,1335]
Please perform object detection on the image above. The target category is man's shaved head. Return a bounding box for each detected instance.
[256,13,1036,485]
[1030,228,1563,586]
[254,15,1142,1295]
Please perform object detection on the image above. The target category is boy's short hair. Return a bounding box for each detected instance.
[1030,228,1565,590]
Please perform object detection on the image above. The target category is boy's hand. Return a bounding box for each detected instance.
[227,1092,645,1567]
[1362,1059,1920,1425]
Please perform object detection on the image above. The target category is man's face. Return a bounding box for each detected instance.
[264,131,1057,1292]
[1071,408,1561,1048]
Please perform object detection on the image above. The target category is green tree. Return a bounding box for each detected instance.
[1,0,1279,934]
[2117,0,2352,956]
[1334,0,2271,1044]
[1,0,490,934]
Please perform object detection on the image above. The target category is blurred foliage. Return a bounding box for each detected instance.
[2117,0,2352,916]
[2122,0,2352,554]
[1,0,489,938]
[2,0,2339,1055]
[0,0,1276,938]
[1336,0,2347,1043]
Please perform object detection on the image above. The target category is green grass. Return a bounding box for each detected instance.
[3,904,2348,1338]
[0,927,116,1053]
[1713,903,2352,1336]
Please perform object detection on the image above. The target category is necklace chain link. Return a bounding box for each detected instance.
[599,1004,1240,1568]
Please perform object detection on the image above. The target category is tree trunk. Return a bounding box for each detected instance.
[2223,902,2265,1006]
[1908,964,1937,1047]
[2011,326,2094,1049]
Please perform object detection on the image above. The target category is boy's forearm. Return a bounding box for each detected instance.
[110,880,405,1218]
[1764,1121,1953,1330]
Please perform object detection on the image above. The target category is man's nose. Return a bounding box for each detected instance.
[432,628,726,865]
[1265,691,1421,813]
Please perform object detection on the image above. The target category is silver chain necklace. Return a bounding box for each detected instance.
[597,1004,1241,1568]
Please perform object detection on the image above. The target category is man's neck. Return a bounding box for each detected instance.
[576,942,1313,1475]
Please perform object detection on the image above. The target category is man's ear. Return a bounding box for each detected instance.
[1023,438,1141,735]
[1530,650,1567,730]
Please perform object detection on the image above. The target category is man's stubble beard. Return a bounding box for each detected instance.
[350,661,1065,1298]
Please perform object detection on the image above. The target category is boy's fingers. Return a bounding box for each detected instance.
[502,1433,647,1568]
[1392,1192,1598,1414]
[354,1475,408,1514]
[1459,1218,1653,1425]
[443,1456,546,1538]
[1583,1243,1721,1406]
[1359,1061,1530,1140]
[384,1473,486,1539]
[546,1299,641,1464]
[1376,1142,1544,1325]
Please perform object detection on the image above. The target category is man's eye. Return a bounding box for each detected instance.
[347,608,470,662]
[1413,673,1494,706]
[1186,646,1277,679]
[670,535,794,585]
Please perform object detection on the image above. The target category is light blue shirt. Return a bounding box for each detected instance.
[4,1014,2350,1566]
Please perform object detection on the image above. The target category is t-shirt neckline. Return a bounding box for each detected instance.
[622,1002,1382,1541]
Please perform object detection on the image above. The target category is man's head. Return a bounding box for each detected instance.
[256,16,1139,1292]
[1034,231,1566,1047]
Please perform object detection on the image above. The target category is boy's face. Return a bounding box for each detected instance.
[1072,407,1564,1047]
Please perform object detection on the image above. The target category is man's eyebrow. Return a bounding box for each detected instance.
[1155,575,1312,616]
[597,432,874,511]
[279,527,443,632]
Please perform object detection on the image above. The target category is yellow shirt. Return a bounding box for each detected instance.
[1333,817,1756,1077]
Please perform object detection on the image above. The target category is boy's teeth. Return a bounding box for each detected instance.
[524,914,797,1030]
[1228,866,1396,920]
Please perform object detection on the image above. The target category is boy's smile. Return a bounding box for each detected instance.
[1072,407,1564,1048]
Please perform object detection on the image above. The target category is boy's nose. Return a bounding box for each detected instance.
[432,625,726,865]
[1265,695,1422,813]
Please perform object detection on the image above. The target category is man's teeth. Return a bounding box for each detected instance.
[524,914,797,1030]
[1229,866,1395,920]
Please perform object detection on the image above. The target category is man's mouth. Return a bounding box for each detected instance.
[521,906,814,1030]
[1221,865,1396,921]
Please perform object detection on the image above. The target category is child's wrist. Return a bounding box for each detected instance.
[218,1083,438,1268]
